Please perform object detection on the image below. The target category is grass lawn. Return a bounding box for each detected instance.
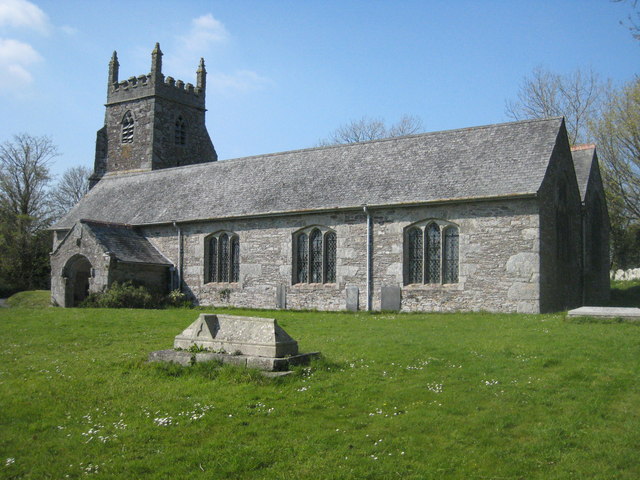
[1,291,640,479]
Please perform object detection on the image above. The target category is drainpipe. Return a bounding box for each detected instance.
[581,203,586,306]
[173,221,183,292]
[363,205,373,311]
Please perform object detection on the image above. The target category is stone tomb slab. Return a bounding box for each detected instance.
[566,306,640,322]
[174,313,299,358]
[148,349,319,372]
[150,313,319,372]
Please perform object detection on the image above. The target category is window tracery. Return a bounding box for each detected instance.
[405,220,459,285]
[293,227,336,284]
[205,232,240,283]
[175,116,186,145]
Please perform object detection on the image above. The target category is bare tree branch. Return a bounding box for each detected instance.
[50,165,91,218]
[506,67,607,145]
[318,115,423,146]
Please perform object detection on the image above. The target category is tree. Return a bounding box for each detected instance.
[0,133,58,293]
[505,67,608,145]
[591,77,640,267]
[50,165,91,218]
[613,0,640,41]
[318,115,423,146]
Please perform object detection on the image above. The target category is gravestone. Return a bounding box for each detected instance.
[380,286,401,311]
[346,286,359,312]
[276,284,287,309]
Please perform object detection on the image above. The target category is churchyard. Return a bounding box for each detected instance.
[1,289,639,479]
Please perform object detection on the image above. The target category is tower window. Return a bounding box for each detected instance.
[175,116,186,145]
[121,111,134,143]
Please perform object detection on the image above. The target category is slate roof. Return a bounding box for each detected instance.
[83,220,172,265]
[53,117,565,229]
[571,144,596,202]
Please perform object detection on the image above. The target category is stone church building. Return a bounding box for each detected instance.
[50,45,610,313]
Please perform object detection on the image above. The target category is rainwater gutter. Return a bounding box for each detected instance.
[363,205,372,311]
[173,221,183,292]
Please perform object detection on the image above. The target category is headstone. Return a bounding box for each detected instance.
[174,314,299,357]
[346,286,359,312]
[380,285,401,311]
[276,284,286,309]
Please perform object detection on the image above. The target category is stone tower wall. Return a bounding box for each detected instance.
[91,44,217,185]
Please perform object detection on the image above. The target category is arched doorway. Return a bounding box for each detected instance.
[64,255,93,307]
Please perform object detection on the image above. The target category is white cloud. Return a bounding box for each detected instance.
[0,37,41,89]
[179,13,229,51]
[0,0,50,35]
[210,70,270,94]
[59,25,78,36]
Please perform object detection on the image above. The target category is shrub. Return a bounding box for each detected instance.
[165,289,192,308]
[80,281,157,309]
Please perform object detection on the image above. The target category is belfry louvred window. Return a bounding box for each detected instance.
[121,111,134,143]
[206,232,240,283]
[405,221,459,285]
[294,227,336,284]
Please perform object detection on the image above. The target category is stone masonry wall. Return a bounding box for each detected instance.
[50,224,112,307]
[143,198,542,313]
[152,96,216,169]
[103,98,154,173]
[583,165,610,305]
[538,132,584,312]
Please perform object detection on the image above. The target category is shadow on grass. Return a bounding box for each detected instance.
[608,284,640,308]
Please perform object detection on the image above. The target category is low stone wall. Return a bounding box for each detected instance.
[611,268,640,281]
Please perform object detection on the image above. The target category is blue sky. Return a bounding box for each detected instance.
[0,0,638,177]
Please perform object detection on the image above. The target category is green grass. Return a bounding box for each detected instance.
[1,298,640,478]
[4,290,50,309]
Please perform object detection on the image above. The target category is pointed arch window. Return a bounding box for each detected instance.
[404,221,460,285]
[294,227,337,284]
[205,232,240,283]
[175,116,186,145]
[121,111,134,143]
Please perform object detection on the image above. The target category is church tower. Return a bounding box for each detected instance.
[91,43,218,186]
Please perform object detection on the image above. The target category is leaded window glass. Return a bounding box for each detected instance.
[294,228,337,284]
[208,237,218,283]
[405,221,460,286]
[296,233,308,283]
[175,116,186,145]
[407,227,423,284]
[230,236,240,283]
[219,234,229,282]
[310,229,323,283]
[206,233,239,283]
[425,223,441,284]
[324,232,336,283]
[443,227,459,283]
[122,111,134,143]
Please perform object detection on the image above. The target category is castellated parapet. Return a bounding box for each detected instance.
[107,65,207,111]
[91,43,217,187]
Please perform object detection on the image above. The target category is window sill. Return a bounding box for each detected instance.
[403,283,462,290]
[291,282,339,289]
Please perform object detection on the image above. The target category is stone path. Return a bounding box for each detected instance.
[0,298,8,308]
